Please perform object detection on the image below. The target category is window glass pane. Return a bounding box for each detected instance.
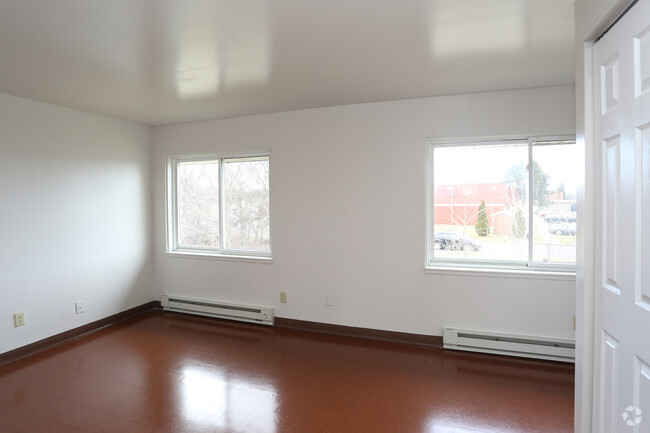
[432,143,528,262]
[177,161,220,247]
[532,143,578,264]
[223,158,270,251]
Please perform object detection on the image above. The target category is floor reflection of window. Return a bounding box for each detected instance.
[182,367,277,432]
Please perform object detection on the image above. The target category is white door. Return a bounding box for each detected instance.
[593,0,650,431]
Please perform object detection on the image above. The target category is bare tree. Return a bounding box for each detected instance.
[177,162,220,247]
[177,158,270,251]
[223,159,270,250]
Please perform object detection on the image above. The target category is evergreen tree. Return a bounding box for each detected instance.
[475,200,489,237]
[512,207,527,238]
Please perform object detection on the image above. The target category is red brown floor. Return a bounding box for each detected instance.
[0,312,574,433]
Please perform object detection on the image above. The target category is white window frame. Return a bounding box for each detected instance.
[426,135,576,275]
[166,149,272,262]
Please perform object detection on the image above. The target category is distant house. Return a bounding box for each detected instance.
[492,210,515,235]
[434,183,519,226]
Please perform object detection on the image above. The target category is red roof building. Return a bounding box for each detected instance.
[433,183,519,226]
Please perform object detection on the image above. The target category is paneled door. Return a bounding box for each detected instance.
[593,0,650,431]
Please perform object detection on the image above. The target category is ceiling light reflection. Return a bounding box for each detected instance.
[172,2,271,99]
[175,53,220,99]
[173,2,220,98]
[430,0,525,58]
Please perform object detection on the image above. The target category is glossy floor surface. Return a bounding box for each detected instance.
[0,312,574,432]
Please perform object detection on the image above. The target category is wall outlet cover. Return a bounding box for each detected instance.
[14,312,25,327]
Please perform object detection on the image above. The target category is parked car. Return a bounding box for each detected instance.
[540,210,562,221]
[544,212,576,224]
[549,221,576,235]
[434,231,482,251]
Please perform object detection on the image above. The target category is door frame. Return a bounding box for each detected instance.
[575,1,637,431]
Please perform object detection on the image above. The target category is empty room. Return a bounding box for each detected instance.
[1,1,649,432]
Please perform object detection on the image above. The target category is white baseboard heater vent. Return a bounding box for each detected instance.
[161,295,274,326]
[443,328,575,363]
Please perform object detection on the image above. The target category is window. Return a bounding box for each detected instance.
[167,151,271,259]
[427,136,577,272]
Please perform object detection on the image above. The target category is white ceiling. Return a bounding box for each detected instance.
[0,0,575,126]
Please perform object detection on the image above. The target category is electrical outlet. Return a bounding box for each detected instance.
[14,312,25,327]
[75,301,85,314]
[280,292,287,304]
[326,294,334,306]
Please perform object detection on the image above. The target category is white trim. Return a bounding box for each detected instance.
[169,148,271,161]
[527,138,535,265]
[165,149,272,259]
[165,251,273,263]
[425,142,434,268]
[425,265,576,281]
[426,135,577,272]
[577,40,597,433]
[219,154,225,248]
[428,134,530,146]
[429,256,575,272]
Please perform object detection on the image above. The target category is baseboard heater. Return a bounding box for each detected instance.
[443,328,575,363]
[161,295,274,326]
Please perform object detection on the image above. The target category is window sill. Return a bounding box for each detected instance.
[425,265,576,281]
[165,251,273,264]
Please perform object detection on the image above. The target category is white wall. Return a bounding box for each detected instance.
[153,85,577,339]
[0,92,153,354]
